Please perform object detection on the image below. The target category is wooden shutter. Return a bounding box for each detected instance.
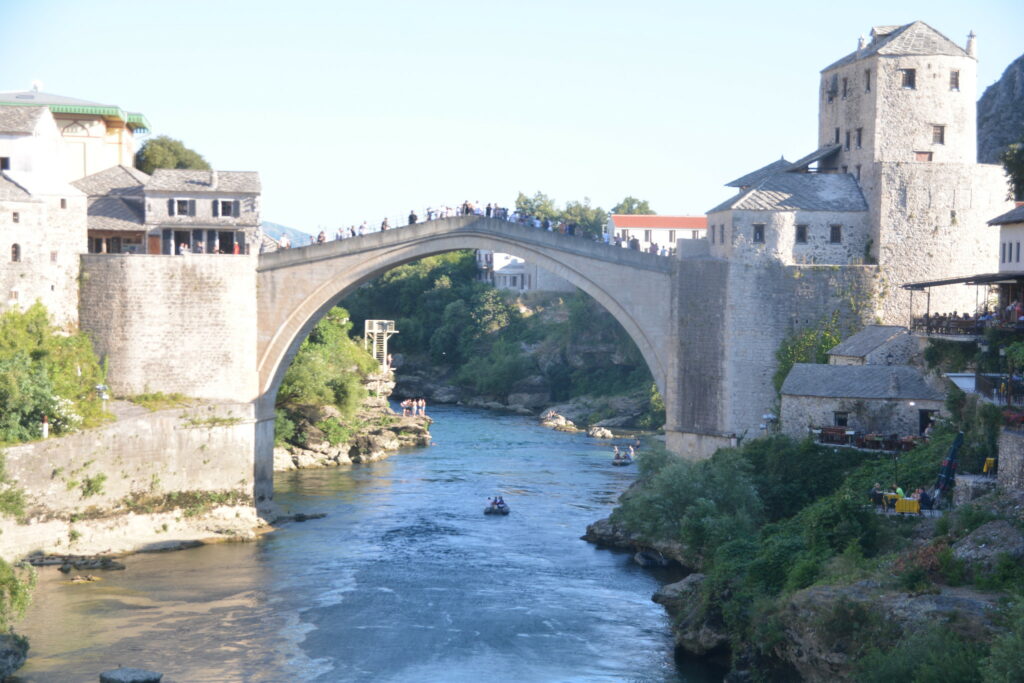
[212,200,219,217]
[188,199,196,216]
[233,200,240,218]
[168,198,175,216]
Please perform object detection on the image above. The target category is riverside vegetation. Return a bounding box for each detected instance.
[589,367,1023,680]
[342,250,665,428]
[0,303,105,675]
[273,306,432,468]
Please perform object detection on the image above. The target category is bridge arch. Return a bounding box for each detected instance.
[253,216,676,501]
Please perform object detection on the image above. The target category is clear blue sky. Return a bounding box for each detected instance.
[2,0,1021,232]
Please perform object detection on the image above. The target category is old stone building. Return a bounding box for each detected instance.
[71,164,150,254]
[780,363,944,438]
[605,214,707,252]
[143,169,262,255]
[710,22,1012,322]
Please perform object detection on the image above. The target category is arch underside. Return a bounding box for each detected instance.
[257,229,672,416]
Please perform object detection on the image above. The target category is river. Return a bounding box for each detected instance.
[12,405,723,682]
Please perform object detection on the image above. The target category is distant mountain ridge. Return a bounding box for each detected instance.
[978,52,1024,164]
[262,221,313,245]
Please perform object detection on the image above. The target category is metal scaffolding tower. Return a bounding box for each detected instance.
[364,319,398,370]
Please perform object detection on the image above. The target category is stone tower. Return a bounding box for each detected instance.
[817,22,1010,321]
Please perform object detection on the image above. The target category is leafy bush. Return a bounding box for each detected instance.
[0,558,35,632]
[854,624,985,683]
[981,600,1024,682]
[0,304,106,444]
[772,311,844,393]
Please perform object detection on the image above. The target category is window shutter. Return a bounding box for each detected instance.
[168,198,175,216]
[233,200,240,218]
[189,199,196,216]
[212,200,219,217]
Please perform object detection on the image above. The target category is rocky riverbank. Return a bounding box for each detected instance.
[393,357,653,431]
[584,492,1023,681]
[273,371,432,471]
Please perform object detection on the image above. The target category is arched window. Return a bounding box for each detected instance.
[11,244,20,262]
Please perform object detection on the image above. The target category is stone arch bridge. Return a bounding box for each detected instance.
[253,215,705,501]
[81,214,876,506]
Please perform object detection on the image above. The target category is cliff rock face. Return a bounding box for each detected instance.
[978,53,1024,163]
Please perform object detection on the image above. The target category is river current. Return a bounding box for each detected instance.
[13,405,723,682]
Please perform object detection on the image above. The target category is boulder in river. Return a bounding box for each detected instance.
[587,426,614,439]
[0,633,28,680]
[99,667,163,682]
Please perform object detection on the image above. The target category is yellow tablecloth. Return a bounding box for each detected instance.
[983,457,996,474]
[895,498,920,514]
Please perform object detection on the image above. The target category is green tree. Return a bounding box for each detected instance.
[514,191,559,221]
[561,197,608,238]
[1002,140,1024,201]
[611,196,655,215]
[134,135,211,175]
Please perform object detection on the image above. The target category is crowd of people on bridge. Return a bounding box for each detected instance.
[271,199,676,258]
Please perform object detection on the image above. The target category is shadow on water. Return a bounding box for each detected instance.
[13,405,726,682]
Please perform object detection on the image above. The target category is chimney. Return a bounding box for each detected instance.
[210,170,219,190]
[857,35,866,52]
[966,30,977,58]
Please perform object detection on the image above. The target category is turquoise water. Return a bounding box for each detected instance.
[13,405,723,682]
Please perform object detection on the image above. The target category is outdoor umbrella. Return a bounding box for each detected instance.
[932,430,964,507]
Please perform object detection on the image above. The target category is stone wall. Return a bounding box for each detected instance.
[79,253,258,402]
[720,262,880,440]
[780,395,943,438]
[998,428,1024,491]
[709,208,871,266]
[0,193,86,327]
[0,401,256,560]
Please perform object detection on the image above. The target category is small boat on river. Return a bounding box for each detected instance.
[484,503,510,515]
[611,458,633,467]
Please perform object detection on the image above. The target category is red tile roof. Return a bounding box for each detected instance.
[610,215,706,229]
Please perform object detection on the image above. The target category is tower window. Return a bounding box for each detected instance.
[60,198,67,209]
[0,157,9,170]
[643,229,652,242]
[753,224,765,243]
[864,69,871,92]
[932,125,946,144]
[915,151,933,162]
[12,212,19,223]
[900,69,916,89]
[841,77,848,98]
[668,230,676,242]
[950,70,960,91]
[855,165,861,181]
[844,131,850,151]
[11,244,20,262]
[856,128,863,149]
[829,225,842,243]
[795,224,808,244]
[834,128,840,144]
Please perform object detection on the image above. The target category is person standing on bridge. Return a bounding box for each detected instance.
[317,230,326,244]
[408,210,418,225]
[381,218,390,231]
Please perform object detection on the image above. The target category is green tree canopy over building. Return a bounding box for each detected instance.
[611,196,655,215]
[134,135,211,175]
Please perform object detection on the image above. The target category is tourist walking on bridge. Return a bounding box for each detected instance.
[408,210,418,225]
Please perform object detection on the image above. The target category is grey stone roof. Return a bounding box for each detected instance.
[822,21,969,73]
[0,173,31,201]
[86,195,145,232]
[0,90,115,107]
[786,144,841,172]
[781,363,945,401]
[72,165,150,197]
[828,325,907,358]
[146,169,261,194]
[708,171,868,213]
[988,204,1024,226]
[726,158,791,188]
[0,105,45,134]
